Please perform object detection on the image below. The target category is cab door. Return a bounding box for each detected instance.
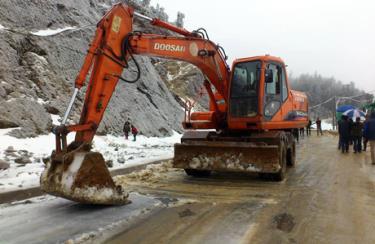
[264,63,282,121]
[264,62,289,122]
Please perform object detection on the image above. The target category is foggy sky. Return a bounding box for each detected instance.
[153,0,375,93]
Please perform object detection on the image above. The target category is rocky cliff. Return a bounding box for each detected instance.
[0,0,187,138]
[153,60,208,111]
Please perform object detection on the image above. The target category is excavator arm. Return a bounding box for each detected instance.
[62,3,229,144]
[41,3,230,205]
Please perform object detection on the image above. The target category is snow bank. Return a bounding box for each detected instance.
[321,120,333,130]
[311,119,334,131]
[0,130,76,192]
[31,27,77,36]
[93,131,181,168]
[0,24,5,31]
[0,128,181,193]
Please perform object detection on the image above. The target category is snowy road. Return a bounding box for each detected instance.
[0,194,161,244]
[1,134,375,243]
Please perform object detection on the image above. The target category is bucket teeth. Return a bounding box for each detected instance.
[40,144,129,205]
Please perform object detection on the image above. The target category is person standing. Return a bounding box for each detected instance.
[300,127,305,138]
[364,112,375,164]
[306,119,312,136]
[338,115,350,153]
[131,124,138,141]
[363,114,370,151]
[316,117,323,136]
[123,119,131,140]
[338,115,344,150]
[349,118,354,145]
[293,129,299,143]
[351,117,363,153]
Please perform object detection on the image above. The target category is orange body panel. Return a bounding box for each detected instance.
[190,111,215,121]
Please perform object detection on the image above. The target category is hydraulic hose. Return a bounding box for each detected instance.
[109,32,141,83]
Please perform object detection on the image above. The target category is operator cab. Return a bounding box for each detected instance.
[228,56,289,130]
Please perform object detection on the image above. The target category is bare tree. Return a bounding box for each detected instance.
[290,73,373,117]
[141,0,150,7]
[175,11,185,27]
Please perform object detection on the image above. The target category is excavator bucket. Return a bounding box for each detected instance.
[173,140,281,174]
[40,143,129,205]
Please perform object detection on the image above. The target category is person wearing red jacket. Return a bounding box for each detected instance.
[131,125,138,141]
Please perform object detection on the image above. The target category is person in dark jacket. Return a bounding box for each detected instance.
[300,127,305,138]
[351,117,363,153]
[338,115,344,150]
[316,117,323,136]
[123,119,131,140]
[348,118,354,145]
[338,115,350,153]
[363,114,370,151]
[364,112,375,164]
[131,125,138,141]
[293,129,299,142]
[306,119,312,136]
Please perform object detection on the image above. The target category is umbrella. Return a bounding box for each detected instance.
[342,109,366,120]
[336,105,356,113]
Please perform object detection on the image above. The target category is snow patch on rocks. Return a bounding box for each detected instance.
[37,98,47,105]
[31,26,77,36]
[51,114,61,125]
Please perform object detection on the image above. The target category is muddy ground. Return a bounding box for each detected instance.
[1,134,375,244]
[106,134,375,244]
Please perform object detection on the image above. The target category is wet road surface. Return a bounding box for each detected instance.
[1,134,375,244]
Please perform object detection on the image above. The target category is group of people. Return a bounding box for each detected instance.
[303,118,323,137]
[338,112,375,164]
[338,116,364,153]
[296,118,321,142]
[123,119,138,141]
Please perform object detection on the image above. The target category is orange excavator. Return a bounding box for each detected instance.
[40,3,308,205]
